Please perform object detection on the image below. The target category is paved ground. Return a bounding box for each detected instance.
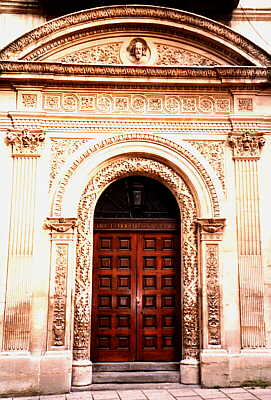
[5,386,271,400]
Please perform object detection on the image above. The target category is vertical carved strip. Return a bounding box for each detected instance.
[206,244,221,346]
[197,219,225,349]
[229,133,266,348]
[52,244,68,346]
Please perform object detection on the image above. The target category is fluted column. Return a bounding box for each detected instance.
[3,129,45,352]
[228,133,266,348]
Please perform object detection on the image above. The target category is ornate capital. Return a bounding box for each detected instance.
[45,217,78,233]
[6,129,45,157]
[228,133,265,160]
[197,218,225,241]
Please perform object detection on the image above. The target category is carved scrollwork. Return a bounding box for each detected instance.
[6,129,45,156]
[52,244,68,347]
[206,244,221,346]
[74,156,200,361]
[228,133,265,160]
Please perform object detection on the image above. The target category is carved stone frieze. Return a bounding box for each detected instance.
[228,133,265,160]
[50,138,91,190]
[6,129,45,156]
[238,98,253,112]
[52,134,221,218]
[155,44,218,66]
[0,62,269,84]
[22,94,38,109]
[43,92,231,115]
[59,43,121,64]
[206,244,221,346]
[189,141,225,191]
[0,6,270,66]
[52,244,68,347]
[74,156,200,361]
[45,217,78,232]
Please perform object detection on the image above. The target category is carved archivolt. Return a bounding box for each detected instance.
[74,156,199,360]
[52,133,221,218]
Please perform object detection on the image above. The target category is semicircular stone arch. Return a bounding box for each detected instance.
[73,156,200,362]
[52,133,223,219]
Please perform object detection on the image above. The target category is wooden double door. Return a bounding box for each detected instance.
[91,229,180,362]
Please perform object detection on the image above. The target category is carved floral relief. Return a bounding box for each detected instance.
[189,141,225,191]
[52,245,68,347]
[206,244,221,346]
[50,138,91,190]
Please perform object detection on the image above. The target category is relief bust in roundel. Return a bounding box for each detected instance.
[121,37,152,65]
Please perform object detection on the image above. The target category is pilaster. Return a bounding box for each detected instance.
[228,133,266,348]
[42,217,77,392]
[2,129,45,353]
[197,218,226,349]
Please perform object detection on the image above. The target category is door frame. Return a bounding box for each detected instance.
[91,219,181,362]
[73,156,200,364]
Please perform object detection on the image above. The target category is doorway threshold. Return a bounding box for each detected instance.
[71,382,200,392]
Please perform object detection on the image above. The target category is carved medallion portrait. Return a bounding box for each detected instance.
[126,38,150,64]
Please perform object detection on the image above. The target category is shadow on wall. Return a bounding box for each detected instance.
[41,0,240,21]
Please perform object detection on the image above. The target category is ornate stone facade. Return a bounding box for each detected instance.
[0,3,271,396]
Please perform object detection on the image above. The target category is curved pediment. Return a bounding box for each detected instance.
[0,5,270,66]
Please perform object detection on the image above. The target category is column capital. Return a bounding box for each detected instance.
[6,129,45,157]
[197,218,226,241]
[228,133,265,160]
[45,218,78,240]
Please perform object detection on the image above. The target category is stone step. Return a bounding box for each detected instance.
[93,362,179,372]
[92,371,180,384]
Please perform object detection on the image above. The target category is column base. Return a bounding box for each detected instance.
[72,360,93,386]
[180,359,200,384]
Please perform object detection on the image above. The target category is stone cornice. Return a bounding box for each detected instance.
[0,63,269,86]
[0,6,270,66]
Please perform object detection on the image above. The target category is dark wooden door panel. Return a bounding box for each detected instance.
[92,232,137,361]
[137,233,179,361]
[91,230,180,362]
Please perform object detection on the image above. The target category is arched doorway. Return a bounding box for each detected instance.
[91,176,181,362]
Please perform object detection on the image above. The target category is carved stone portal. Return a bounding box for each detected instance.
[74,156,200,361]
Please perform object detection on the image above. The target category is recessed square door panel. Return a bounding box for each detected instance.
[92,231,180,362]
